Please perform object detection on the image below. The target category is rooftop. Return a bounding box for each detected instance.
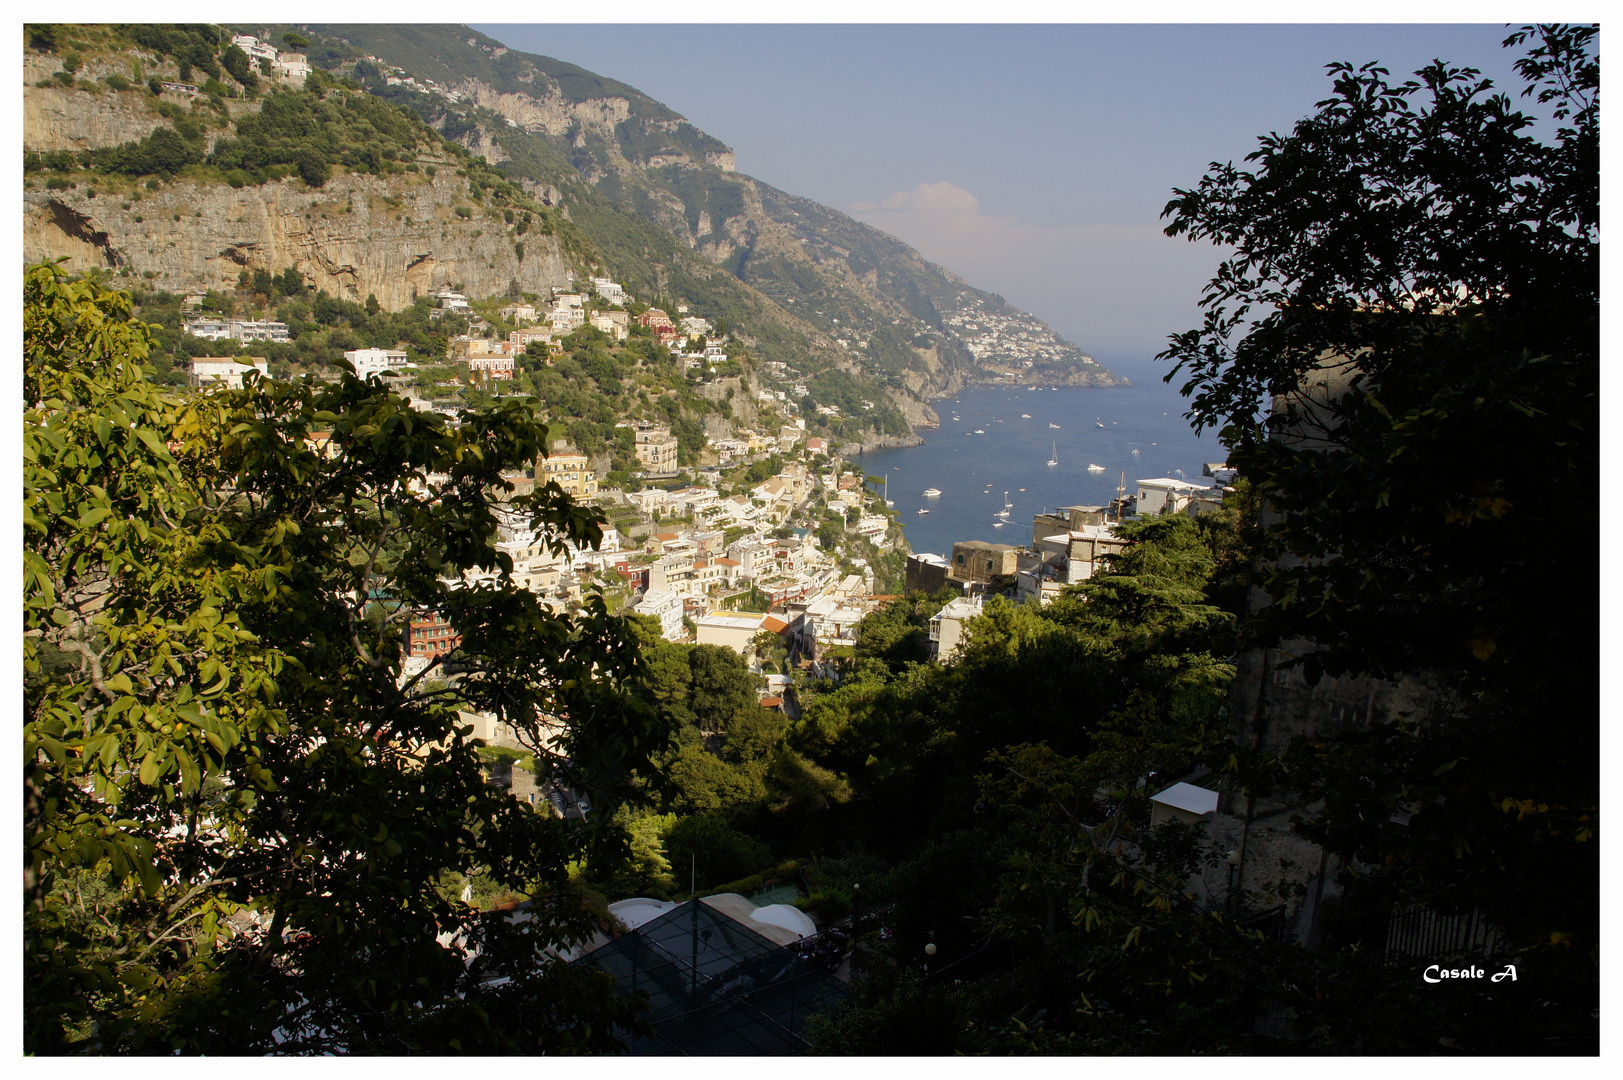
[575,895,846,1055]
[1151,781,1220,817]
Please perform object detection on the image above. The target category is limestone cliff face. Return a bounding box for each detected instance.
[24,85,169,154]
[24,169,572,310]
[453,75,736,174]
[885,386,941,429]
[23,59,262,156]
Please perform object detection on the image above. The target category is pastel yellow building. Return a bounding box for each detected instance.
[538,450,598,497]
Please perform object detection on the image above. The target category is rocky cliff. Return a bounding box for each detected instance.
[291,24,1121,391]
[24,166,572,309]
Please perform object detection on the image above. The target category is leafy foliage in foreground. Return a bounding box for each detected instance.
[1156,23,1598,1049]
[23,262,672,1054]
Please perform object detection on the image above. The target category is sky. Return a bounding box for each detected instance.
[467,18,1540,366]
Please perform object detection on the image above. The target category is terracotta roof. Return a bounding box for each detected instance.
[762,615,790,634]
[759,696,784,708]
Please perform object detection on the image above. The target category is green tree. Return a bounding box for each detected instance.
[685,644,759,735]
[23,263,673,1054]
[1159,25,1598,1049]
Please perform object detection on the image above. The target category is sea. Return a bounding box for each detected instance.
[855,355,1224,556]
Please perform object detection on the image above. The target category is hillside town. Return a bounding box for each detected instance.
[181,264,1236,715]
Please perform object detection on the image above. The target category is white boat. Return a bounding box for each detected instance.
[922,488,941,497]
[1096,422,1105,428]
[1087,463,1106,472]
[974,429,985,434]
[1021,413,1031,419]
[992,521,1005,528]
[1049,423,1061,429]
[1047,442,1058,468]
[917,508,930,515]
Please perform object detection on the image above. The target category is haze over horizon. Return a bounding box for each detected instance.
[470,22,1535,367]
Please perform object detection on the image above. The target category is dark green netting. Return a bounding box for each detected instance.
[576,900,848,1055]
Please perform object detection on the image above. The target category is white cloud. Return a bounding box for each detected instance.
[847,181,1223,355]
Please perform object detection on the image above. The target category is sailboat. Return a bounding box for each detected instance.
[1047,442,1058,468]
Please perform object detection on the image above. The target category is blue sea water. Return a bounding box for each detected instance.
[854,357,1224,556]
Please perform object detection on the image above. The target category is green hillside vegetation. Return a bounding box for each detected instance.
[271,22,1108,391]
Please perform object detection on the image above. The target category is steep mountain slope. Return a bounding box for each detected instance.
[278,23,1125,392]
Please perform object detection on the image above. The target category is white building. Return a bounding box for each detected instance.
[344,348,410,380]
[1136,478,1213,517]
[189,357,268,390]
[589,311,630,342]
[548,302,586,332]
[230,35,279,63]
[726,539,775,579]
[928,595,985,664]
[693,610,769,655]
[184,318,290,344]
[855,515,889,539]
[590,277,627,305]
[275,53,311,85]
[633,589,685,640]
[232,319,290,343]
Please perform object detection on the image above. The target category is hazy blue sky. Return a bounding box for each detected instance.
[470,22,1536,364]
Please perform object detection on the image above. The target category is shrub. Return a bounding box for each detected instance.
[104,74,131,92]
[454,205,472,219]
[665,815,773,888]
[295,149,330,188]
